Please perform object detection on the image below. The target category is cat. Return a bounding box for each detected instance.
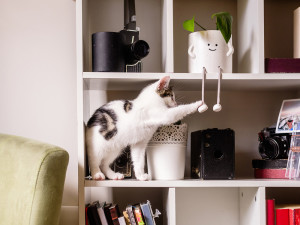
[85,76,203,181]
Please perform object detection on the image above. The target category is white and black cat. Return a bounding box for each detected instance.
[86,76,203,181]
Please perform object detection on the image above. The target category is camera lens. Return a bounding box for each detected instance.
[130,40,150,60]
[214,150,224,160]
[259,136,288,159]
[115,153,128,168]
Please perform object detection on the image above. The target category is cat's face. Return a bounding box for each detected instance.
[156,76,177,108]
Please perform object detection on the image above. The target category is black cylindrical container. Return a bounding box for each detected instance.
[92,32,125,72]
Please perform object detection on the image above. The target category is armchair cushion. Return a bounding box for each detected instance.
[0,133,69,225]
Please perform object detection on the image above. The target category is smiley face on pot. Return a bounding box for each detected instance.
[208,43,218,51]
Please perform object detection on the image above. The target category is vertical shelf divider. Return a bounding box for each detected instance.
[162,0,174,73]
[163,187,176,225]
[237,0,264,73]
[239,187,266,225]
[76,0,86,224]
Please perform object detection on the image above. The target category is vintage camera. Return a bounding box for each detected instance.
[92,0,150,72]
[258,127,291,159]
[111,146,133,178]
[191,128,235,180]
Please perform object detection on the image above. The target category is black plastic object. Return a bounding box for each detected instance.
[92,32,125,72]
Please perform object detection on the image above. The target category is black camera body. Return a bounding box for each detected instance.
[92,0,150,72]
[258,127,291,159]
[191,128,235,180]
[110,146,133,178]
[120,29,150,70]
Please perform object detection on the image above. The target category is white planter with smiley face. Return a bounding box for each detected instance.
[188,30,234,73]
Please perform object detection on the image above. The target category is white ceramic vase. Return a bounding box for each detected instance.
[146,124,188,180]
[188,30,234,73]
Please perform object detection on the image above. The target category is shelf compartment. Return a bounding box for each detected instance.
[82,78,300,178]
[85,187,169,225]
[173,0,264,73]
[266,187,300,205]
[175,187,265,225]
[81,0,167,73]
[173,0,238,73]
[264,0,300,59]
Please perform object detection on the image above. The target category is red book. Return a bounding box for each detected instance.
[267,199,275,225]
[85,204,90,225]
[295,209,300,225]
[276,205,300,225]
[289,209,294,225]
[276,208,289,225]
[289,207,300,225]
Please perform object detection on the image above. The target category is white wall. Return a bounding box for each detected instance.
[0,0,78,224]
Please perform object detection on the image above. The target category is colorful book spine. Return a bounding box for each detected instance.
[96,201,109,225]
[104,203,114,225]
[87,200,161,225]
[118,216,127,225]
[123,210,131,225]
[266,199,275,225]
[133,204,145,225]
[86,202,102,225]
[110,204,121,225]
[126,205,137,225]
[87,205,95,225]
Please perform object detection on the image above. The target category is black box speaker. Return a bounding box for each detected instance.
[191,128,235,180]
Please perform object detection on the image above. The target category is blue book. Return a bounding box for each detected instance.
[140,201,160,225]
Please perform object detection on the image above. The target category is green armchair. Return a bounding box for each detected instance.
[0,133,69,225]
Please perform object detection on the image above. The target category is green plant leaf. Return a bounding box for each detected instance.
[183,16,195,32]
[211,12,232,43]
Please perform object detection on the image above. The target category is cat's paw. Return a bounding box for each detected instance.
[93,172,106,180]
[112,172,124,180]
[136,173,151,181]
[195,100,203,108]
[188,101,203,114]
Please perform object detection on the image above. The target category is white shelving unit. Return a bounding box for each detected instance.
[76,0,300,224]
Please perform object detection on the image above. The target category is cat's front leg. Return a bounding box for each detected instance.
[162,100,203,125]
[145,100,203,127]
[131,141,151,181]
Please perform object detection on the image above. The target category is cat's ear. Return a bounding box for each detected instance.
[157,76,170,91]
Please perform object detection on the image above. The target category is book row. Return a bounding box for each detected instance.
[267,199,300,225]
[86,200,161,225]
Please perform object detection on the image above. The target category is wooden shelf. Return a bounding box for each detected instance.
[83,72,300,91]
[85,178,300,188]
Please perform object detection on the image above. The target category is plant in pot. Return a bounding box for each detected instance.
[183,12,234,73]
